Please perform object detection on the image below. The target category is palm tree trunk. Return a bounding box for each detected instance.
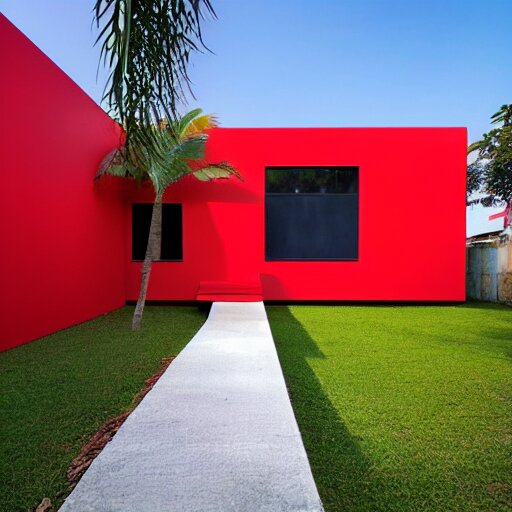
[132,196,162,330]
[150,200,162,260]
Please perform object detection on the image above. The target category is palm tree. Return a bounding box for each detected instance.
[97,108,240,330]
[93,2,241,328]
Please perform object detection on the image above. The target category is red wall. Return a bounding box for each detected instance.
[126,127,467,302]
[0,15,126,351]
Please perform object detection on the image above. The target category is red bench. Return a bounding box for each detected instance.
[196,280,263,302]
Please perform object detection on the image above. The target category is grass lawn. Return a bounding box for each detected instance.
[267,303,512,512]
[0,306,205,512]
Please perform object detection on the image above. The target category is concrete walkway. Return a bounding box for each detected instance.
[60,302,323,512]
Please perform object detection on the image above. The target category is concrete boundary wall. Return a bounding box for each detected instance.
[466,237,512,303]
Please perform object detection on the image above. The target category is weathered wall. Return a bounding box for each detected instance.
[467,239,512,303]
[0,15,126,351]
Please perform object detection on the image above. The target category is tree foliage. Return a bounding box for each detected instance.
[93,0,215,167]
[467,104,512,206]
[96,108,241,198]
[97,109,240,330]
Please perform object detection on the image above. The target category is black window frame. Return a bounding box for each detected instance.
[131,203,184,262]
[265,166,359,262]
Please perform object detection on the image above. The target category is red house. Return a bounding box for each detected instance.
[0,15,467,351]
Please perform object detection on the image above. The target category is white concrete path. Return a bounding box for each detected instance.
[60,302,323,512]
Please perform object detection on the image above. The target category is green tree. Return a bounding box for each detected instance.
[98,109,240,330]
[467,104,512,207]
[93,2,241,329]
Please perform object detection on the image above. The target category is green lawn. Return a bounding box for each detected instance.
[267,303,512,512]
[0,306,205,512]
[2,303,511,512]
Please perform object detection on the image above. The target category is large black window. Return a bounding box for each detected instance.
[132,203,183,261]
[265,167,358,260]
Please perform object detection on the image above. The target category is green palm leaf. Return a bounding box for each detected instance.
[193,163,241,181]
[97,110,241,197]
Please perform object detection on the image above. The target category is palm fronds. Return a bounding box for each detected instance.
[193,162,241,181]
[97,109,241,197]
[93,0,216,164]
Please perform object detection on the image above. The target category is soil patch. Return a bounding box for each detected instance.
[66,356,176,489]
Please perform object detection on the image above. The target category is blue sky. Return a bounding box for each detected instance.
[2,0,511,235]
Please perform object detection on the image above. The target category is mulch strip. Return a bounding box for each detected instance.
[66,356,176,490]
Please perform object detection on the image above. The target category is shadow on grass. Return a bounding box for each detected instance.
[457,301,512,312]
[267,306,374,512]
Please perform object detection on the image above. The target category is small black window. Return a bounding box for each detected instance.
[132,203,183,261]
[265,167,358,261]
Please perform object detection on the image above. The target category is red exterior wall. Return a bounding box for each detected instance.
[127,127,467,302]
[0,15,125,351]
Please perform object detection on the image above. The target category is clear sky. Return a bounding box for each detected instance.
[2,0,511,235]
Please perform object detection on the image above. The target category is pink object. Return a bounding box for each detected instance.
[488,202,511,228]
